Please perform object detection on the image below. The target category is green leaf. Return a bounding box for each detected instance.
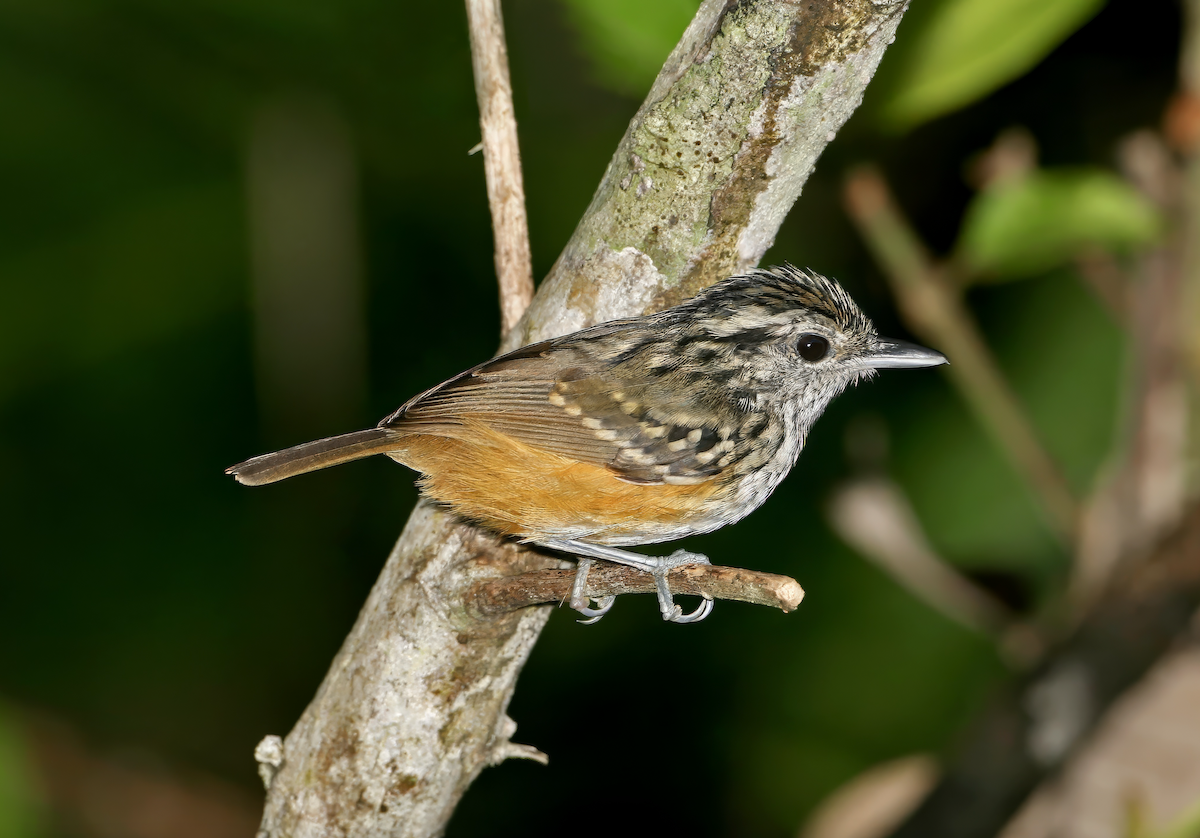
[959,169,1162,279]
[876,0,1104,130]
[558,0,700,97]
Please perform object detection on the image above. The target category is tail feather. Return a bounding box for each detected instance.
[226,428,402,486]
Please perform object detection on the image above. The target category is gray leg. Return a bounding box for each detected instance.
[569,558,616,625]
[540,540,714,624]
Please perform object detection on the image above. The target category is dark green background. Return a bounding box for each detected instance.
[0,0,1178,834]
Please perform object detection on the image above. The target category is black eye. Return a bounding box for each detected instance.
[796,333,830,362]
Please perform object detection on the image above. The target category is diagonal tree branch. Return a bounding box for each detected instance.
[507,0,913,353]
[255,2,912,835]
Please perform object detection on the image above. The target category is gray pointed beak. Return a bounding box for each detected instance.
[862,337,948,370]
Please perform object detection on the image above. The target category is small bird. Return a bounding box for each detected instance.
[228,266,946,623]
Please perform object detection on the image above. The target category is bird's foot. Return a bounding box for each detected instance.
[569,558,617,625]
[540,540,714,624]
[654,550,714,624]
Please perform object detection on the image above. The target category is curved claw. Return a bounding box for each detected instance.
[653,550,714,623]
[542,540,716,626]
[664,595,714,624]
[568,557,617,624]
[574,595,616,625]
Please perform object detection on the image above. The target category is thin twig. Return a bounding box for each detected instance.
[467,563,804,617]
[843,166,1079,544]
[828,478,1017,638]
[1072,249,1129,324]
[465,0,534,334]
[1176,0,1200,391]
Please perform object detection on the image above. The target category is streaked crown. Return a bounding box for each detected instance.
[674,265,875,341]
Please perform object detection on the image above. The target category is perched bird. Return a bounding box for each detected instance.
[228,266,946,623]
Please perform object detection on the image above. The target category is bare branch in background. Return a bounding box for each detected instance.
[963,127,1037,193]
[803,755,940,838]
[845,80,1200,838]
[1073,132,1189,609]
[1174,0,1200,391]
[998,641,1200,838]
[845,92,1200,835]
[466,0,534,334]
[1072,250,1129,324]
[842,166,1080,543]
[887,501,1200,838]
[828,477,1018,640]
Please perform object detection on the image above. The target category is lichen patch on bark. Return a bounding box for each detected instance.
[674,0,894,305]
[514,0,907,344]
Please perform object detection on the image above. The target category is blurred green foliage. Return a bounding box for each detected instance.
[898,273,1123,569]
[959,169,1162,278]
[0,704,41,838]
[871,0,1106,130]
[0,0,1181,835]
[558,0,700,96]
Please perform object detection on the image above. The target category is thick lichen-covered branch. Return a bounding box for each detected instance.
[507,0,911,351]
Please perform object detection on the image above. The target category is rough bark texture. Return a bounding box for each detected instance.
[507,0,910,352]
[255,1,911,835]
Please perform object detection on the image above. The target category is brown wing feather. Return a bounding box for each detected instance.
[381,340,625,470]
[381,333,757,487]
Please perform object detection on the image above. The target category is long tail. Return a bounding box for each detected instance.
[226,428,402,486]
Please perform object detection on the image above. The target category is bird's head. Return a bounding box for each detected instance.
[671,265,947,414]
